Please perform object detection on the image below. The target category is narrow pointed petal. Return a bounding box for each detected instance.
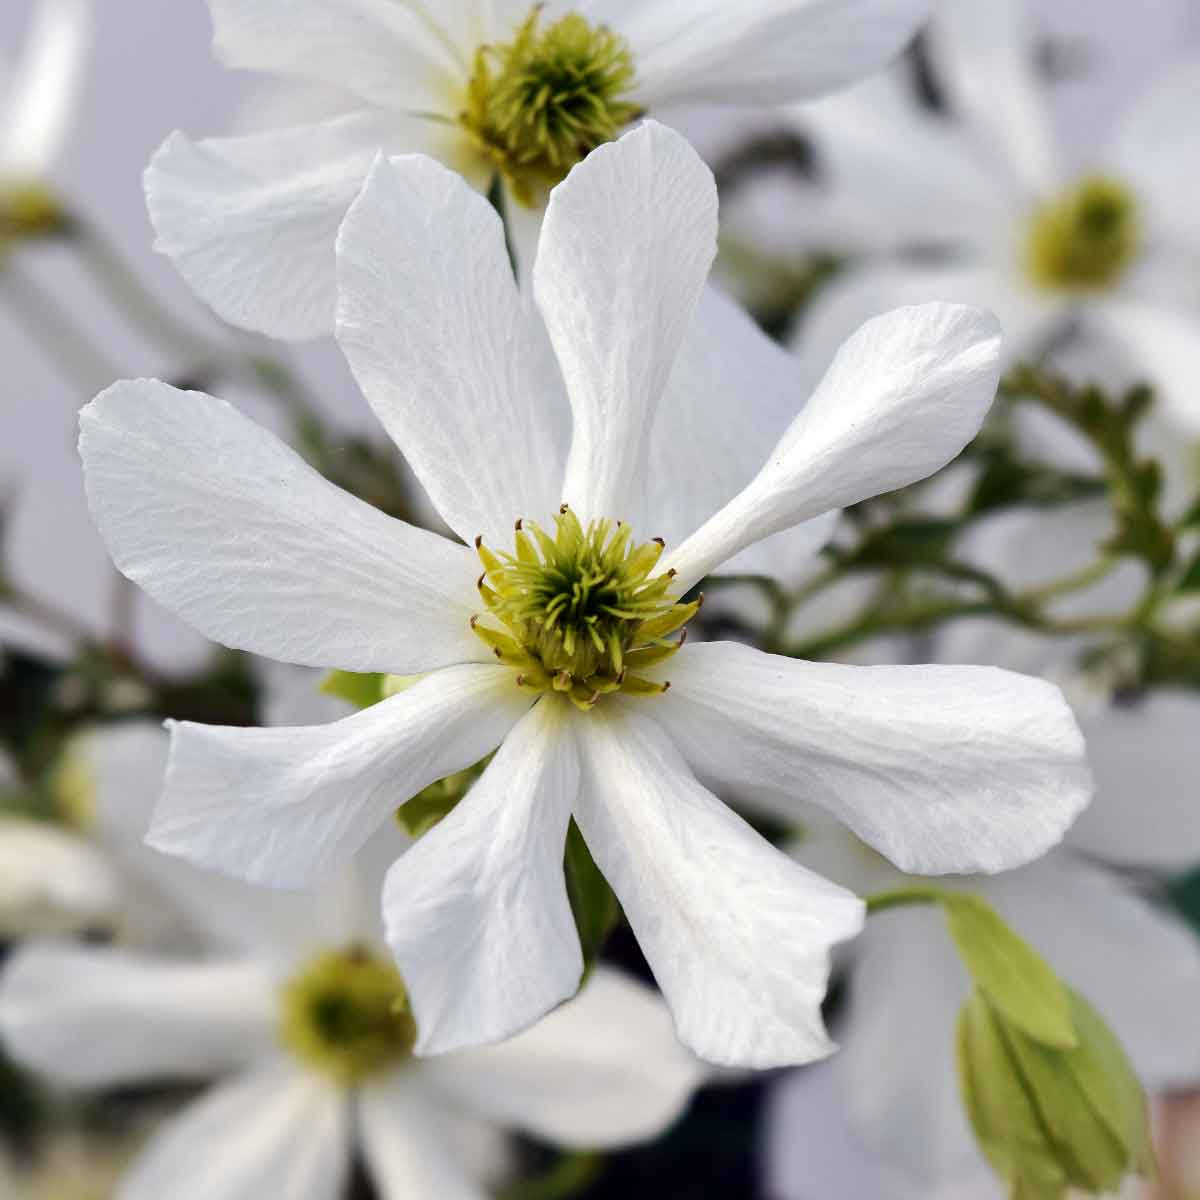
[598,0,929,108]
[150,665,532,889]
[121,1061,349,1200]
[0,943,276,1088]
[385,701,582,1056]
[573,707,864,1068]
[663,303,1002,591]
[337,154,567,545]
[424,967,704,1147]
[79,380,484,675]
[537,121,717,525]
[652,642,1092,876]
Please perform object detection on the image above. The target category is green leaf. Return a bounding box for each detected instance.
[563,819,620,971]
[1176,550,1200,595]
[942,894,1076,1049]
[396,787,463,839]
[319,670,385,709]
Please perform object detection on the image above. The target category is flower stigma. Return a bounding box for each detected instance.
[472,505,700,712]
[1025,175,1140,293]
[459,6,642,207]
[279,946,416,1085]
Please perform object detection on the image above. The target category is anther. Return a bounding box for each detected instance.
[474,535,484,549]
[653,537,665,547]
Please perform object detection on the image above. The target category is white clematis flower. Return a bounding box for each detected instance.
[1,0,91,238]
[81,122,1090,1069]
[145,0,930,339]
[763,800,1200,1200]
[785,0,1200,438]
[0,849,703,1200]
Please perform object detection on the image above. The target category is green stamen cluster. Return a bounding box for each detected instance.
[279,946,415,1085]
[1025,175,1140,293]
[460,6,642,207]
[473,505,699,711]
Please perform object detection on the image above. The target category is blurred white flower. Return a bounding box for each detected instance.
[0,849,704,1200]
[785,0,1200,438]
[763,799,1200,1199]
[0,1126,143,1200]
[144,0,929,339]
[80,123,1090,1069]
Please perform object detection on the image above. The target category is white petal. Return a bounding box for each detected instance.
[599,0,929,108]
[1066,690,1200,872]
[573,707,864,1068]
[986,855,1200,1089]
[207,0,461,112]
[648,284,837,580]
[0,943,276,1088]
[150,664,532,889]
[652,641,1092,875]
[2,0,90,175]
[536,121,717,524]
[664,303,1003,591]
[79,380,484,676]
[121,1060,349,1200]
[336,154,567,546]
[0,818,120,937]
[145,113,467,340]
[358,1073,489,1200]
[384,700,581,1056]
[926,0,1060,196]
[424,966,704,1148]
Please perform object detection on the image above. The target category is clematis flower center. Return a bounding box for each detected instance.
[1024,175,1140,293]
[279,946,416,1085]
[472,505,699,712]
[459,6,642,208]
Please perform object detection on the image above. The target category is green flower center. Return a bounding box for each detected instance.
[279,946,415,1085]
[472,505,699,711]
[1025,175,1140,293]
[460,6,642,207]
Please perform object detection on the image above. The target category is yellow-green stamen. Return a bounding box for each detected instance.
[1025,175,1140,293]
[460,6,642,208]
[472,506,698,711]
[279,946,415,1085]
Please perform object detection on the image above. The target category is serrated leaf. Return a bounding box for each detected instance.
[942,894,1076,1049]
[319,670,385,709]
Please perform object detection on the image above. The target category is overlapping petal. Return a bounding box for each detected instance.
[383,701,582,1056]
[0,943,276,1087]
[573,706,864,1068]
[537,121,717,525]
[80,380,485,675]
[664,303,1003,590]
[337,154,567,546]
[150,665,532,889]
[424,966,704,1147]
[652,642,1092,875]
[599,0,929,108]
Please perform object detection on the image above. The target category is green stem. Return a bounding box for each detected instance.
[865,886,947,915]
[498,1152,605,1200]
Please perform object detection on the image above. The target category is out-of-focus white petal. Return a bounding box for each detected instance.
[653,642,1092,875]
[536,122,717,525]
[79,380,485,676]
[207,0,462,111]
[1067,691,1200,872]
[573,706,864,1068]
[926,0,1059,197]
[664,304,1003,591]
[121,1060,349,1200]
[384,700,582,1056]
[987,856,1200,1088]
[598,0,929,108]
[2,0,91,176]
[0,943,276,1088]
[150,665,531,889]
[424,966,704,1148]
[0,818,119,937]
[359,1073,489,1200]
[145,114,468,340]
[337,154,567,546]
